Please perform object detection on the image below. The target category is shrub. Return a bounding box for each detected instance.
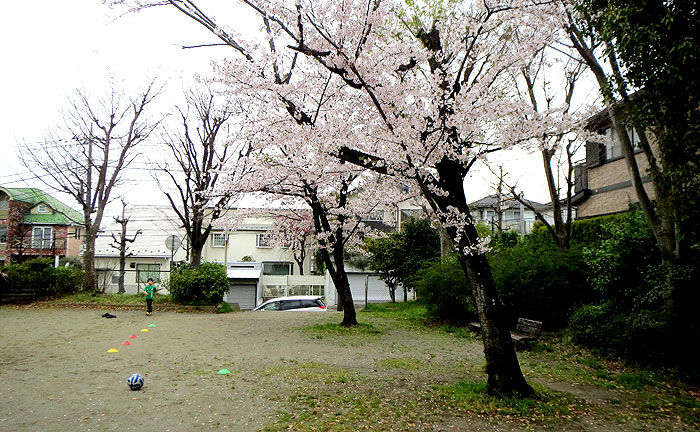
[582,210,661,309]
[412,254,476,324]
[0,258,85,297]
[216,302,234,313]
[568,303,671,362]
[52,266,85,296]
[568,210,678,365]
[489,239,591,329]
[168,262,229,305]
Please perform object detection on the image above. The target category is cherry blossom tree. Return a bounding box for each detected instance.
[268,212,315,275]
[114,0,561,396]
[225,113,400,325]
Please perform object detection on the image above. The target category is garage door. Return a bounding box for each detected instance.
[227,284,257,310]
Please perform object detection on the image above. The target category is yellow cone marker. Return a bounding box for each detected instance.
[107,348,118,353]
[140,329,149,332]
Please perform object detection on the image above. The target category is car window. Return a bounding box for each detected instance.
[262,301,280,311]
[280,300,302,310]
[300,299,320,308]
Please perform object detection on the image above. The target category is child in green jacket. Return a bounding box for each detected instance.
[144,278,157,316]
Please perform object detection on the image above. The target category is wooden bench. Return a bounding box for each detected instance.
[469,317,542,348]
[0,287,40,303]
[510,318,542,344]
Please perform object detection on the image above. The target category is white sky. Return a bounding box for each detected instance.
[0,0,601,217]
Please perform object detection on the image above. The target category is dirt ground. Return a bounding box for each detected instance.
[0,307,694,431]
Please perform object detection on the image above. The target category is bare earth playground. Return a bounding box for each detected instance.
[0,307,694,431]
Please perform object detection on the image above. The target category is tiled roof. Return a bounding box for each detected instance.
[469,194,549,210]
[2,187,83,225]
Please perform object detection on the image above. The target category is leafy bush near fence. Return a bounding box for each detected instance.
[168,262,228,305]
[567,210,678,364]
[0,258,85,297]
[412,254,477,324]
[489,240,591,329]
[52,265,85,296]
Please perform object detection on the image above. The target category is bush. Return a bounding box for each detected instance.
[582,210,661,308]
[0,258,85,297]
[52,266,85,296]
[567,210,679,365]
[568,303,671,362]
[168,262,229,305]
[489,239,591,329]
[412,254,476,324]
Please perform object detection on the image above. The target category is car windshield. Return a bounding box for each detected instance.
[261,302,279,311]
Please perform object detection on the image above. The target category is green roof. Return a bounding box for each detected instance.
[1,187,83,225]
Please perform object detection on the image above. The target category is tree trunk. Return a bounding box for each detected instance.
[333,247,357,326]
[542,150,570,250]
[460,252,533,396]
[426,156,533,396]
[190,245,203,269]
[320,244,357,326]
[118,255,126,294]
[84,227,98,293]
[295,255,305,275]
[335,272,357,326]
[439,225,453,257]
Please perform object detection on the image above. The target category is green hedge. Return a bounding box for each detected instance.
[489,241,591,329]
[168,262,229,305]
[412,254,477,324]
[0,258,85,297]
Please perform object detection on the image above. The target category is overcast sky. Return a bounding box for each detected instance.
[0,0,600,216]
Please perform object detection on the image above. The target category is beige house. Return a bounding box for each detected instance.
[94,200,427,308]
[573,109,655,218]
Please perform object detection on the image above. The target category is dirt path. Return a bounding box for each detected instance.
[0,308,694,431]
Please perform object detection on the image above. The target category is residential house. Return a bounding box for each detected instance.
[92,199,427,308]
[572,108,654,218]
[94,205,187,294]
[207,213,321,310]
[469,194,557,234]
[0,187,84,265]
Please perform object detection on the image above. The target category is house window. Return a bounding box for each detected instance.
[256,233,271,248]
[136,264,160,283]
[0,226,6,244]
[0,196,8,210]
[605,128,623,160]
[111,272,122,284]
[74,228,81,239]
[363,211,384,222]
[262,262,292,275]
[31,226,53,249]
[212,233,227,247]
[37,204,49,213]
